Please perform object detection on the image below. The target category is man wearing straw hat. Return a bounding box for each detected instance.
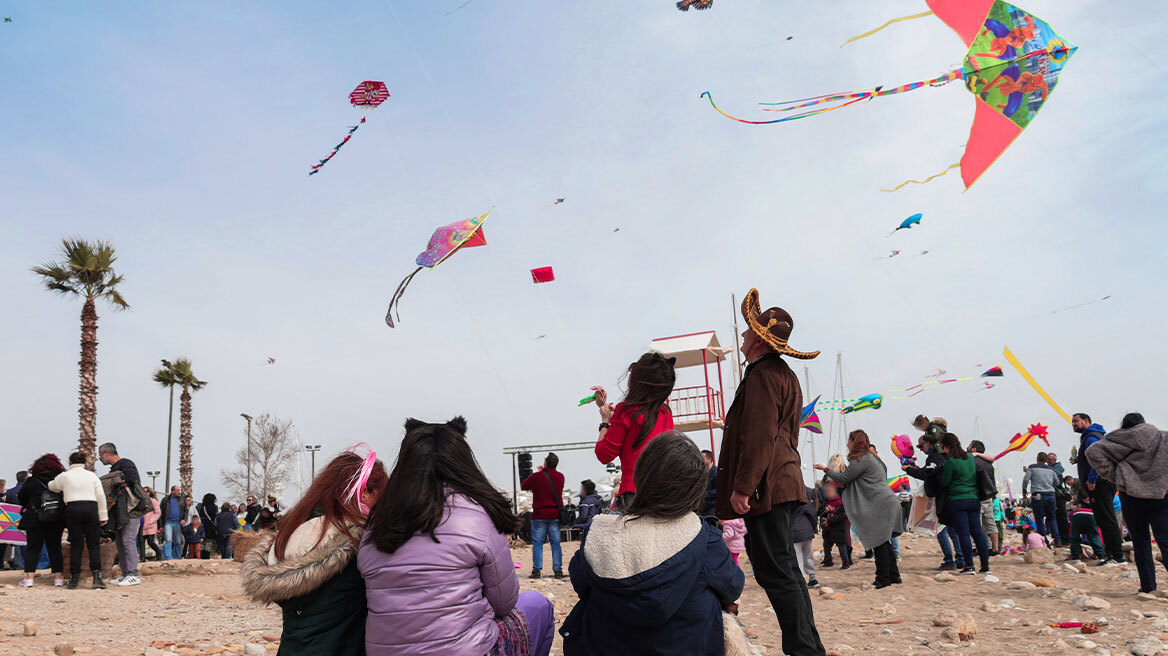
[717,289,825,655]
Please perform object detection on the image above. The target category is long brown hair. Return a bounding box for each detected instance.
[847,429,872,461]
[273,451,388,560]
[622,352,677,448]
[626,431,707,520]
[940,433,968,460]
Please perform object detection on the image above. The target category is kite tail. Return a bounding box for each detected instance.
[385,266,423,328]
[840,10,934,48]
[309,117,367,176]
[881,162,960,192]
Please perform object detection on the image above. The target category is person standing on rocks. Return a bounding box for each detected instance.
[1075,413,1126,565]
[49,452,107,589]
[97,442,143,586]
[1086,412,1168,593]
[717,289,825,656]
[1022,452,1061,546]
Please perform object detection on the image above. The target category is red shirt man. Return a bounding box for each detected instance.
[521,455,565,521]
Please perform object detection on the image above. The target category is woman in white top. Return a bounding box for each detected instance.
[48,452,108,589]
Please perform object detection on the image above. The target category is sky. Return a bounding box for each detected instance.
[2,0,1166,502]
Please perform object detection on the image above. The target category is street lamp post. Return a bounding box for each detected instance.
[146,470,160,489]
[161,359,176,493]
[240,413,253,498]
[305,444,322,478]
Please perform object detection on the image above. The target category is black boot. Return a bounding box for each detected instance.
[67,574,80,589]
[92,571,106,589]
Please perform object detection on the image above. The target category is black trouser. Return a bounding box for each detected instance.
[1055,496,1071,544]
[872,540,901,585]
[1120,493,1168,593]
[744,502,826,656]
[65,501,102,575]
[144,535,162,561]
[24,524,65,574]
[821,536,851,566]
[1091,480,1125,561]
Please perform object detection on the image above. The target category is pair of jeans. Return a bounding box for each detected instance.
[116,520,139,577]
[1055,496,1071,544]
[744,501,826,656]
[64,501,102,575]
[1031,493,1061,543]
[1091,481,1125,561]
[23,524,64,574]
[936,526,961,566]
[1119,492,1168,593]
[218,536,232,559]
[948,497,990,570]
[530,519,562,572]
[891,536,900,558]
[163,521,182,560]
[1069,513,1104,561]
[794,539,817,581]
[872,540,901,586]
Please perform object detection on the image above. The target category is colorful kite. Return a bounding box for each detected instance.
[927,368,948,378]
[891,434,916,466]
[530,267,555,284]
[700,0,1076,191]
[993,423,1050,460]
[385,208,491,328]
[0,503,25,546]
[842,393,883,414]
[553,198,565,205]
[888,474,911,492]
[888,213,923,236]
[892,365,1005,397]
[309,81,390,176]
[800,395,823,434]
[1003,346,1071,423]
[676,0,713,11]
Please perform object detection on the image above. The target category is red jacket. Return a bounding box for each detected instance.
[521,467,565,521]
[595,403,675,498]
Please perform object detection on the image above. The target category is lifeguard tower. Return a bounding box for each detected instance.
[648,331,729,458]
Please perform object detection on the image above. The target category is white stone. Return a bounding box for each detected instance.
[243,645,266,656]
[1007,581,1037,590]
[982,574,1000,583]
[1130,637,1168,656]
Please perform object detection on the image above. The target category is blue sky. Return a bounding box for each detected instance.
[2,1,1165,499]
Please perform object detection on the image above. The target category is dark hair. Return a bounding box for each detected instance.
[367,417,518,554]
[700,449,713,458]
[1035,451,1047,463]
[274,451,388,560]
[847,429,872,461]
[940,433,968,459]
[202,493,217,506]
[30,454,65,475]
[622,352,677,448]
[545,453,559,469]
[1073,412,1091,423]
[15,471,28,483]
[913,414,929,426]
[1121,413,1145,430]
[581,479,596,495]
[220,502,233,512]
[68,452,85,465]
[626,431,706,520]
[967,440,985,454]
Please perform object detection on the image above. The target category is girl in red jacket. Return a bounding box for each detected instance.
[592,352,676,510]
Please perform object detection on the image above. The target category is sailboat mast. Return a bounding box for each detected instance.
[804,365,815,469]
[731,293,743,386]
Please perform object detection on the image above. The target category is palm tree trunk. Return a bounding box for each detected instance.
[78,297,99,470]
[179,385,193,497]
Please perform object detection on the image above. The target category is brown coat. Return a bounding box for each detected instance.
[716,354,805,519]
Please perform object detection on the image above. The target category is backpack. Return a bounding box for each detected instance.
[37,487,64,523]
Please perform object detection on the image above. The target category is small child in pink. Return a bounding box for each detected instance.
[721,518,747,566]
[1020,524,1047,551]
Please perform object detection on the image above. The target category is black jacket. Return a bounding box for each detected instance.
[973,455,998,496]
[793,486,818,543]
[159,495,189,529]
[197,502,220,540]
[245,503,262,526]
[904,447,947,497]
[215,511,239,538]
[703,466,717,516]
[17,472,64,531]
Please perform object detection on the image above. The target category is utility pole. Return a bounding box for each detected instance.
[803,365,815,470]
[730,293,743,386]
[161,359,176,493]
[240,413,253,498]
[305,444,322,478]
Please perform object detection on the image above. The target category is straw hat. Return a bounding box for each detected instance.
[741,289,820,360]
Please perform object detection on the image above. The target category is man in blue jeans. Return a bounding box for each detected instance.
[162,486,188,560]
[520,453,565,579]
[1023,452,1061,545]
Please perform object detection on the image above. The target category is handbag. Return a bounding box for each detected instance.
[976,467,998,501]
[37,487,64,523]
[541,470,572,525]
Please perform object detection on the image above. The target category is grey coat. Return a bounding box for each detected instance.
[1085,422,1168,500]
[824,454,903,549]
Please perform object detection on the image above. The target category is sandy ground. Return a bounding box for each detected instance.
[1,531,1167,655]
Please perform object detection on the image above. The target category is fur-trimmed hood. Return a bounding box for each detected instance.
[241,519,363,604]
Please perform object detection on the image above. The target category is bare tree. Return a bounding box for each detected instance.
[219,414,299,501]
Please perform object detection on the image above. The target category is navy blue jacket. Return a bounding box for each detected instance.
[1078,424,1106,485]
[561,518,744,655]
[575,493,604,528]
[793,486,818,542]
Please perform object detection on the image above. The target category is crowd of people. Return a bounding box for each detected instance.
[6,287,1167,656]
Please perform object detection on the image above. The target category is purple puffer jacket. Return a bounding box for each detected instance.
[358,493,520,656]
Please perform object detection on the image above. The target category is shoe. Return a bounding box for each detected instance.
[67,575,79,589]
[553,570,564,579]
[860,551,875,560]
[19,578,33,588]
[807,579,820,589]
[979,566,992,574]
[529,570,541,579]
[821,560,834,568]
[1095,558,1124,566]
[874,580,891,589]
[937,563,958,571]
[118,575,141,587]
[92,572,106,589]
[841,563,852,570]
[111,576,124,585]
[53,577,64,587]
[959,567,976,575]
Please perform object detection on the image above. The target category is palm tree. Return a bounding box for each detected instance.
[32,239,129,469]
[153,358,207,496]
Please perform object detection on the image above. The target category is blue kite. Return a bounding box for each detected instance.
[888,213,923,236]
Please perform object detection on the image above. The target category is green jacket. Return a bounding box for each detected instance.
[940,456,979,501]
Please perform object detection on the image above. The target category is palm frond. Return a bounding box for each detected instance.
[34,238,129,308]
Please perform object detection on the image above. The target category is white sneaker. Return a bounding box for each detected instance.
[117,575,141,586]
[19,578,33,588]
[111,576,124,585]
